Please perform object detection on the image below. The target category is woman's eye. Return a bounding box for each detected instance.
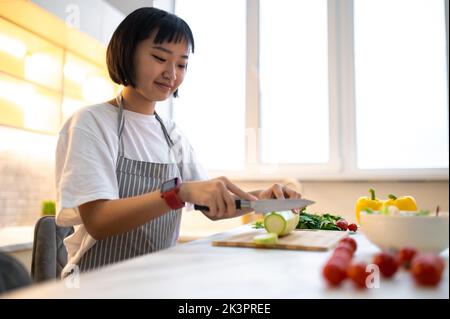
[152,55,166,62]
[178,64,187,69]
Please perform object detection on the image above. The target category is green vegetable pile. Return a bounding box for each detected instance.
[296,211,343,231]
[252,209,345,231]
[363,207,431,216]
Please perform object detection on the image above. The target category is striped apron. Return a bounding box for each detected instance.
[77,95,182,273]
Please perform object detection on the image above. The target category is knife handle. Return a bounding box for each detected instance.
[194,200,243,212]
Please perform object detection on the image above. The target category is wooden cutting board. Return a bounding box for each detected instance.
[212,229,348,251]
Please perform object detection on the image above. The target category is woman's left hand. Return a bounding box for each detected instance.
[258,183,303,213]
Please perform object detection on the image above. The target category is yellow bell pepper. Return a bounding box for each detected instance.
[381,197,396,208]
[385,194,417,211]
[355,188,382,224]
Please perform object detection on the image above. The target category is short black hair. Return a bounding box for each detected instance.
[106,7,195,98]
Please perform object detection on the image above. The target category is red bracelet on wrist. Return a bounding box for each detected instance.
[160,177,185,210]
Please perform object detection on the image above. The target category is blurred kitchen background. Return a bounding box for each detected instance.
[0,0,448,272]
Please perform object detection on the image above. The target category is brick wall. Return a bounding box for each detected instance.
[0,126,56,227]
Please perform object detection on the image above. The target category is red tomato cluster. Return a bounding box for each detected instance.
[323,243,446,289]
[336,219,358,232]
[373,248,445,287]
[322,237,358,286]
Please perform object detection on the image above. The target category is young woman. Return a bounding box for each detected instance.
[55,7,301,277]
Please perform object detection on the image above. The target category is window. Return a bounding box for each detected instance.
[160,0,448,180]
[260,0,330,164]
[173,0,246,171]
[354,0,449,169]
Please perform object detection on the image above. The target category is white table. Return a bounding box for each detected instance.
[3,225,449,299]
[0,226,34,253]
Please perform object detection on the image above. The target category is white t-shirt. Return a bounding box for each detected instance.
[55,102,209,274]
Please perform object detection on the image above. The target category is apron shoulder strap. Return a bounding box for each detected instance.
[154,112,174,148]
[154,112,183,179]
[116,94,125,156]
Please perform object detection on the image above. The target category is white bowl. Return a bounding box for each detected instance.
[359,212,449,253]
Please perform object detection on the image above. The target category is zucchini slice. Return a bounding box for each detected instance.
[252,232,278,244]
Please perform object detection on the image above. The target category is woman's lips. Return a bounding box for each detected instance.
[154,81,172,92]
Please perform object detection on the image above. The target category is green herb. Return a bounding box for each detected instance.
[252,221,265,229]
[362,208,375,214]
[416,210,430,216]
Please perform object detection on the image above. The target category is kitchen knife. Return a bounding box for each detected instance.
[194,198,315,213]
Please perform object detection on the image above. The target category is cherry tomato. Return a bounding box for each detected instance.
[411,254,445,286]
[336,219,348,231]
[339,237,357,253]
[323,259,348,286]
[331,250,353,264]
[373,252,399,278]
[334,242,355,256]
[348,223,358,232]
[347,262,369,289]
[397,247,417,269]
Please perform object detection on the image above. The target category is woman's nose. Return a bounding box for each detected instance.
[162,64,176,81]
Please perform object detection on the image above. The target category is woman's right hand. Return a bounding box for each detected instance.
[179,176,258,219]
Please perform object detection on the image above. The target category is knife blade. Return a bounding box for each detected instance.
[194,198,315,213]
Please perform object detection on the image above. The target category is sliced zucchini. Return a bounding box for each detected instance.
[252,232,278,244]
[264,210,300,236]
